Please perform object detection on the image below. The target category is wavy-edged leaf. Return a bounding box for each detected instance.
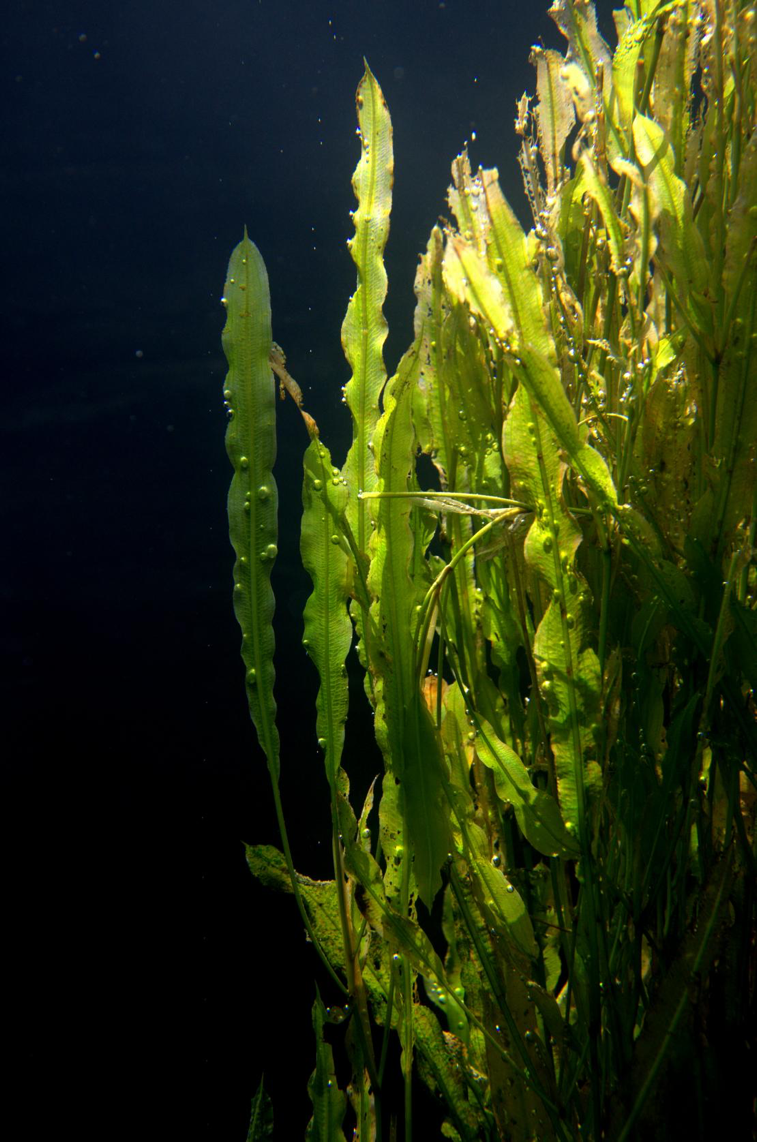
[444,204,617,510]
[532,46,575,195]
[301,435,353,787]
[611,10,655,132]
[503,385,602,834]
[246,1075,273,1141]
[475,715,580,859]
[369,344,450,907]
[222,232,280,778]
[306,989,347,1142]
[580,152,625,273]
[549,0,612,83]
[482,168,553,360]
[341,62,392,555]
[632,113,710,333]
[341,830,448,987]
[472,857,538,961]
[245,845,343,965]
[654,1,700,168]
[413,1005,488,1142]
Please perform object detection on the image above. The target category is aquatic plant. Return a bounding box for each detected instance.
[221,1,756,1137]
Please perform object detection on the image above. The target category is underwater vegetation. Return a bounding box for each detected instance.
[221,1,756,1138]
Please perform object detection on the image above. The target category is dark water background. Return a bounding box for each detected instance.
[3,1,616,1137]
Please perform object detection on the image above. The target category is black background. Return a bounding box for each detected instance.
[2,1,617,1137]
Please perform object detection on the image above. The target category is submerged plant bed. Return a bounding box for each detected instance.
[221,1,756,1138]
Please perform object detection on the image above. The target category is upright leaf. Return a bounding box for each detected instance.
[341,63,393,555]
[503,386,602,835]
[301,434,353,787]
[369,346,450,907]
[222,231,280,777]
[246,1076,274,1141]
[532,46,575,195]
[306,990,347,1142]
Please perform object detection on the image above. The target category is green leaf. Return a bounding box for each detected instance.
[632,113,710,333]
[475,716,579,860]
[244,845,345,976]
[413,1005,487,1141]
[222,231,280,778]
[301,435,353,787]
[369,344,450,907]
[532,46,575,195]
[472,856,539,961]
[341,831,448,986]
[341,62,392,555]
[444,205,617,509]
[616,853,735,1141]
[306,990,347,1142]
[611,11,653,131]
[729,596,757,692]
[503,385,603,833]
[580,152,626,273]
[246,1075,273,1141]
[402,691,452,909]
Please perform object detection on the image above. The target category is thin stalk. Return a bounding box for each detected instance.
[399,789,413,1142]
[269,778,348,996]
[637,7,666,117]
[713,276,757,565]
[330,788,381,1102]
[597,543,612,675]
[447,862,570,1140]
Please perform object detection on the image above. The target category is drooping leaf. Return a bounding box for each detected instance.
[444,196,617,510]
[244,845,345,975]
[475,715,579,860]
[472,856,539,961]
